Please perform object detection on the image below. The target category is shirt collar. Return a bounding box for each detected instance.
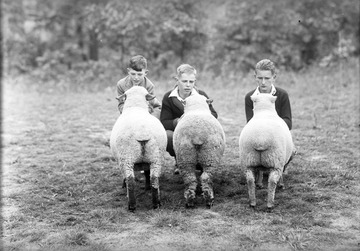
[253,84,277,96]
[169,87,199,103]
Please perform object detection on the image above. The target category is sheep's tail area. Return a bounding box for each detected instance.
[136,139,149,155]
[253,145,268,152]
[191,136,205,150]
[135,132,151,155]
[251,136,272,152]
[252,142,270,152]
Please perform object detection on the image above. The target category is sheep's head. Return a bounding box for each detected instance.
[121,86,155,111]
[184,94,211,113]
[251,93,277,112]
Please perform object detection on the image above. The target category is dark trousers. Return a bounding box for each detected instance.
[166,130,176,157]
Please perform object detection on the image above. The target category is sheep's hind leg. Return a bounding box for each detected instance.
[267,169,282,209]
[246,168,256,207]
[200,171,214,208]
[277,175,284,190]
[183,169,197,208]
[150,163,161,209]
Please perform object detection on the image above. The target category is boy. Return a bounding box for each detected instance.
[245,59,292,130]
[116,55,161,118]
[160,64,218,174]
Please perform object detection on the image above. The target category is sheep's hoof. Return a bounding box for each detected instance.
[153,203,161,209]
[256,184,264,189]
[185,200,195,209]
[249,203,256,208]
[185,203,195,209]
[128,205,136,212]
[266,207,274,213]
[206,201,214,209]
[277,184,285,190]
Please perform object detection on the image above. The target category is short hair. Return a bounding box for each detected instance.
[129,55,147,71]
[255,59,276,75]
[176,64,197,78]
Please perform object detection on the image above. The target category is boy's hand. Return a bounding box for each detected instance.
[173,118,180,127]
[151,107,161,120]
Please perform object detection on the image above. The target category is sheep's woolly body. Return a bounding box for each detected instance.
[173,94,225,208]
[110,109,167,166]
[110,86,167,211]
[239,116,293,170]
[239,93,295,209]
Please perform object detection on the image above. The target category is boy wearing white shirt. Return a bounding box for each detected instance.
[160,64,217,172]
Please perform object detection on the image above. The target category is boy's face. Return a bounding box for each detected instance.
[177,72,196,98]
[255,70,276,93]
[127,68,148,85]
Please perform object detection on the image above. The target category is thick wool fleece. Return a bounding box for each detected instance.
[110,86,167,211]
[173,94,225,208]
[239,93,294,208]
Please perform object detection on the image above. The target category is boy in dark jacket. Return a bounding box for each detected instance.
[245,59,292,130]
[160,64,217,173]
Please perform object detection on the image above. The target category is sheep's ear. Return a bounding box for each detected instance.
[146,93,155,101]
[206,99,213,105]
[270,95,277,103]
[116,93,126,101]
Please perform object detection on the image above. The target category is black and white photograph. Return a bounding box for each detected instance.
[1,0,359,250]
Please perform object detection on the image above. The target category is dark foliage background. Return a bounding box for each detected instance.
[2,0,359,90]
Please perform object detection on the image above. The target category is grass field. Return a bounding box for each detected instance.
[2,58,360,251]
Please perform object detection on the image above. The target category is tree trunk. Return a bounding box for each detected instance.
[76,20,87,61]
[88,30,99,61]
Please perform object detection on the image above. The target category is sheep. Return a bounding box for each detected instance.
[238,93,295,209]
[110,86,167,211]
[173,94,225,208]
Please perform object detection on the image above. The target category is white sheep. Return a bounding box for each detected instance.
[173,94,225,208]
[238,93,295,209]
[110,86,167,211]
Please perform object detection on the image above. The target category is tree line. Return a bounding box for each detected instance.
[3,0,359,81]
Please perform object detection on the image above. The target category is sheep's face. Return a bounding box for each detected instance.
[184,94,210,112]
[251,94,277,111]
[122,86,154,110]
[124,86,154,100]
